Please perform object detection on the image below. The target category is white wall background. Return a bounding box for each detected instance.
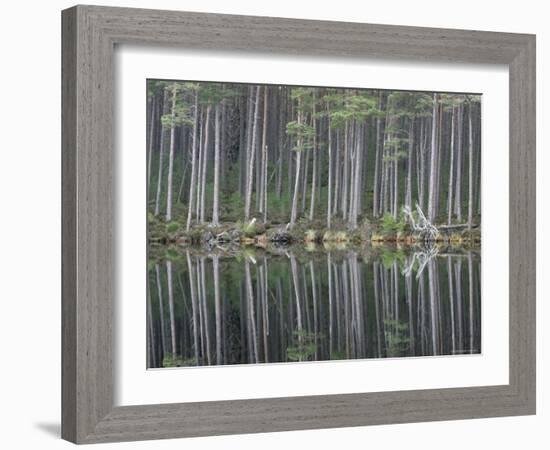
[0,1,546,448]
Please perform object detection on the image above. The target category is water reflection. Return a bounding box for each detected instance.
[147,246,481,368]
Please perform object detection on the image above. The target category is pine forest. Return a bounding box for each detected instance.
[146,80,481,368]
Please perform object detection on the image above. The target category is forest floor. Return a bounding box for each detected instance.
[148,213,481,255]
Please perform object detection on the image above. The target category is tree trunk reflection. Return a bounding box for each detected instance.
[148,247,481,368]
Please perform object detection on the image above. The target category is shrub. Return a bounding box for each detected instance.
[162,354,197,367]
[236,219,258,237]
[380,213,407,234]
[304,229,319,242]
[286,330,319,362]
[322,230,335,242]
[334,231,349,242]
[166,221,180,234]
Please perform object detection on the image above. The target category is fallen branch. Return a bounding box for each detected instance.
[402,203,439,243]
[438,223,479,230]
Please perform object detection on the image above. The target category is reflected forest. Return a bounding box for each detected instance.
[146,80,482,368]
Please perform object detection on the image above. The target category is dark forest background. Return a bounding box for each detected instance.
[146,81,481,232]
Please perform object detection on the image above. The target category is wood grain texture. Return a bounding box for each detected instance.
[61,4,536,444]
[508,37,536,409]
[61,6,77,443]
[62,5,114,443]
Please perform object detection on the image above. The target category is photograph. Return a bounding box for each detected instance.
[1,0,540,446]
[146,80,482,369]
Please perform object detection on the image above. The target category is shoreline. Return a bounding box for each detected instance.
[148,218,481,249]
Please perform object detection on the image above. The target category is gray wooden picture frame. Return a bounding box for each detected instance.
[61,4,536,444]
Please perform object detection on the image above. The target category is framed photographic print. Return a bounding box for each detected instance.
[62,4,536,444]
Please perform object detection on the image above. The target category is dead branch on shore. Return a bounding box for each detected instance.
[402,203,439,242]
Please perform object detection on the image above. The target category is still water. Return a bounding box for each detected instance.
[147,245,481,368]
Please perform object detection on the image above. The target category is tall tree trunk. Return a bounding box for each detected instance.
[373,92,383,217]
[427,93,439,222]
[348,122,356,225]
[276,88,284,199]
[147,95,156,191]
[290,101,303,227]
[240,92,250,196]
[309,97,317,221]
[342,121,349,220]
[418,118,427,210]
[290,149,302,227]
[467,102,474,229]
[255,101,263,213]
[287,97,294,200]
[392,134,398,219]
[381,113,392,217]
[263,140,268,223]
[333,130,341,215]
[165,85,178,222]
[261,87,268,222]
[245,86,261,220]
[434,105,445,217]
[195,110,204,220]
[301,146,309,213]
[200,106,211,223]
[475,109,482,215]
[351,123,363,228]
[220,97,227,187]
[154,89,169,216]
[454,102,463,220]
[186,93,199,231]
[447,106,456,224]
[405,117,414,208]
[176,159,189,204]
[212,102,221,226]
[317,118,323,209]
[327,105,333,228]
